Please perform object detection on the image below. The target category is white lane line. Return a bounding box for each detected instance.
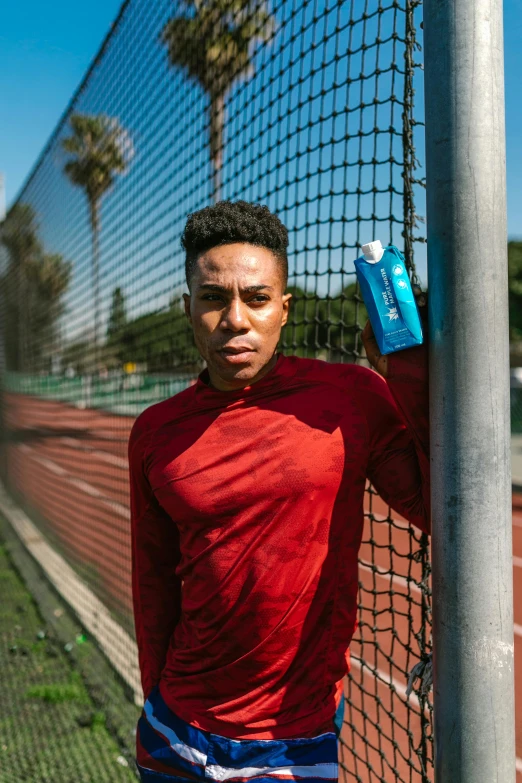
[11,432,128,467]
[17,444,129,520]
[351,649,522,770]
[19,449,68,477]
[370,509,522,533]
[9,420,126,443]
[14,446,522,644]
[68,477,105,498]
[359,559,421,595]
[350,654,412,703]
[0,483,142,706]
[361,560,522,640]
[349,654,432,721]
[364,510,409,530]
[362,555,522,587]
[5,450,522,757]
[91,429,128,441]
[59,436,128,469]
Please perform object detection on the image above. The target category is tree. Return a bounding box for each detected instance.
[319,282,369,363]
[107,286,127,339]
[25,252,71,369]
[1,204,41,369]
[161,0,274,201]
[61,114,134,367]
[105,296,200,373]
[61,337,92,376]
[508,241,522,342]
[1,204,71,372]
[280,285,323,358]
[280,283,368,362]
[103,286,129,368]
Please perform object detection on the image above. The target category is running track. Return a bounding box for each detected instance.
[3,392,521,782]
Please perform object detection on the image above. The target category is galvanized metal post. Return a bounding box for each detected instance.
[423,0,515,780]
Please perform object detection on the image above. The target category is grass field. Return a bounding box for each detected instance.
[0,538,138,783]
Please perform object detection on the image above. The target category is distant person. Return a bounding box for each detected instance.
[128,200,429,782]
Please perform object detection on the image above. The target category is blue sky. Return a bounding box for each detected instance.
[1,0,521,236]
[0,0,123,207]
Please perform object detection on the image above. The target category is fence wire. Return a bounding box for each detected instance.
[0,0,431,780]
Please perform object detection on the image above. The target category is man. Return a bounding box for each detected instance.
[129,200,429,782]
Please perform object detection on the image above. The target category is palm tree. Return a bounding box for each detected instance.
[62,114,133,368]
[161,0,274,202]
[1,203,71,372]
[1,204,41,370]
[106,286,128,340]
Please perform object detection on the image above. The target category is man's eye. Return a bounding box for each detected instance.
[203,294,268,302]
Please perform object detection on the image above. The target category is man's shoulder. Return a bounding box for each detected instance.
[289,354,383,395]
[128,382,196,450]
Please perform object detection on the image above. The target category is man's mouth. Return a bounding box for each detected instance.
[220,346,255,354]
[218,347,255,363]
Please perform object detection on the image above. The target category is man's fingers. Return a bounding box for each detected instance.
[361,319,373,341]
[361,320,379,356]
[412,285,428,335]
[412,284,427,309]
[361,319,388,378]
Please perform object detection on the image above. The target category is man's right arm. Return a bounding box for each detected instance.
[128,414,182,700]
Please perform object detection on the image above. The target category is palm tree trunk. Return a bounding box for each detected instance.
[210,94,224,203]
[89,199,101,372]
[18,255,26,373]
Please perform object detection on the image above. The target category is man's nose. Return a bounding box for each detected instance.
[220,298,249,331]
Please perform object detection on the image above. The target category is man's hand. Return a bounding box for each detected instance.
[361,320,388,377]
[361,286,428,378]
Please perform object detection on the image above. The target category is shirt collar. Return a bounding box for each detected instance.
[194,352,297,406]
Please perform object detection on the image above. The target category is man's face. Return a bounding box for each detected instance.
[183,243,291,391]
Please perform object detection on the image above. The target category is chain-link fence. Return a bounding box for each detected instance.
[0,0,432,780]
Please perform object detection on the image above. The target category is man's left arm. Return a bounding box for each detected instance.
[360,298,430,534]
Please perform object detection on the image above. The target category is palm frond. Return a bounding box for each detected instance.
[161,0,275,97]
[61,113,133,203]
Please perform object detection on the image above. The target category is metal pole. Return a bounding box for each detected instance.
[423,1,515,780]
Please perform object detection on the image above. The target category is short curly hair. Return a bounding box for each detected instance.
[181,200,289,289]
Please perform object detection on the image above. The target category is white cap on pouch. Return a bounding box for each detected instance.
[361,240,384,264]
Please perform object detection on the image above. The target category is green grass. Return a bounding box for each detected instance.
[25,672,87,704]
[0,542,138,782]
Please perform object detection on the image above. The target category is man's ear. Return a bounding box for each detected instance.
[183,293,192,323]
[281,292,292,327]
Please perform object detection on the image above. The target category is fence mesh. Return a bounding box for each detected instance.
[0,0,432,780]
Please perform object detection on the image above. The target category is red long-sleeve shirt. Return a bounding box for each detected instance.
[129,347,429,740]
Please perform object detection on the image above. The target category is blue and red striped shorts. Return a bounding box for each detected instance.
[136,685,344,782]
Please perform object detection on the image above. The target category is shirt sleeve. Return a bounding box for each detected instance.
[358,343,430,534]
[128,413,183,699]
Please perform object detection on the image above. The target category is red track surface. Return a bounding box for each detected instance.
[4,392,521,781]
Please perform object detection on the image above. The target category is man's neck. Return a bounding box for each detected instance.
[207,352,279,392]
